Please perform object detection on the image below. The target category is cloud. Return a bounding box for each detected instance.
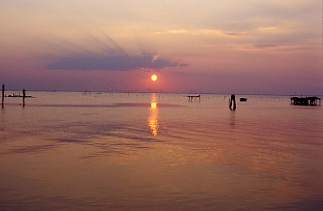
[47,54,178,71]
[253,44,281,49]
[166,29,189,34]
[179,63,189,67]
[219,31,248,37]
[160,29,248,37]
[46,34,183,71]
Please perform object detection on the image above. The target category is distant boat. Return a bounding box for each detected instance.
[240,98,247,102]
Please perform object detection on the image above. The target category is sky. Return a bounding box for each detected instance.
[0,0,322,95]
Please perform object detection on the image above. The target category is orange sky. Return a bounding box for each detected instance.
[0,0,322,94]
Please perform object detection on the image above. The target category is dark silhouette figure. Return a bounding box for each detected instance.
[229,94,236,110]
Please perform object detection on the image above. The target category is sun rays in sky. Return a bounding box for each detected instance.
[0,0,322,94]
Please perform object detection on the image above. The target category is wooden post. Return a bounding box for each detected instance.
[22,89,26,107]
[1,84,4,108]
[229,94,236,110]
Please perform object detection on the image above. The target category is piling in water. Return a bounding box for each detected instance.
[1,84,4,108]
[23,89,26,107]
[229,94,236,110]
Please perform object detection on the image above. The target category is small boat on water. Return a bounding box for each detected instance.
[240,98,247,102]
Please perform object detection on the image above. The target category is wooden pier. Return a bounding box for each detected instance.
[1,84,32,107]
[187,95,201,102]
[291,96,321,106]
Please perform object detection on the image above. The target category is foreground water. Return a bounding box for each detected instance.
[1,92,323,210]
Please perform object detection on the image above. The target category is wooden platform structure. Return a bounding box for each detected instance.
[2,84,32,107]
[187,95,201,102]
[291,96,321,106]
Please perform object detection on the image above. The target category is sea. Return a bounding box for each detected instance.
[1,92,323,210]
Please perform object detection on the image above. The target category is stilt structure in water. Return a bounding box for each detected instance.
[187,95,201,102]
[290,96,321,106]
[1,85,32,107]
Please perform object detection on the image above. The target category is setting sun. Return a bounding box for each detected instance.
[151,74,157,81]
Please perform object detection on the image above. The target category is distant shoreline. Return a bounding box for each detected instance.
[2,89,322,97]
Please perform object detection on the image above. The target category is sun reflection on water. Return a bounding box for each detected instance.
[148,93,159,136]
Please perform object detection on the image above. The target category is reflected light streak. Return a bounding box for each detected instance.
[148,93,159,136]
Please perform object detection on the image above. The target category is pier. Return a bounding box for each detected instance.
[1,84,32,107]
[187,95,201,102]
[290,96,321,106]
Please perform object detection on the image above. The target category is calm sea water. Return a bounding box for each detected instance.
[1,92,323,210]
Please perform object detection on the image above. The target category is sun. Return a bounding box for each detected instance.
[151,74,158,81]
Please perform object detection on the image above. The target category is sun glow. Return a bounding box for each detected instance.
[151,102,157,109]
[151,74,157,81]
